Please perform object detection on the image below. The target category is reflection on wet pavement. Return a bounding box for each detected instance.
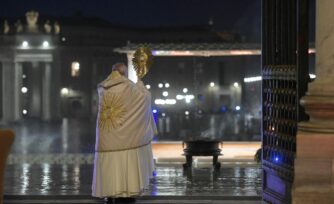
[4,163,261,196]
[145,165,261,196]
[2,119,262,201]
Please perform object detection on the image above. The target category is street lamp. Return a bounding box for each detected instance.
[21,87,28,94]
[22,109,28,115]
[61,88,69,96]
[162,91,168,97]
[42,41,49,48]
[22,41,29,48]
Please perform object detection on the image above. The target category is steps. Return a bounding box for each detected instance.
[4,195,261,204]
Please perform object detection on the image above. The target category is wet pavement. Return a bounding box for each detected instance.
[2,119,262,203]
[4,163,261,199]
[4,163,261,203]
[4,163,261,196]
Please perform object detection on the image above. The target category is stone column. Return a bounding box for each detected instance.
[13,62,23,121]
[127,53,138,83]
[30,62,41,118]
[51,53,61,120]
[42,62,51,121]
[292,1,334,203]
[1,61,15,122]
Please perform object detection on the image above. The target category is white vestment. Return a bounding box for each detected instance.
[92,71,157,197]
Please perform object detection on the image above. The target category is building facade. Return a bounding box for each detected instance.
[0,11,276,142]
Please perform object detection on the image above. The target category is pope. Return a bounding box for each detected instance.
[92,62,157,203]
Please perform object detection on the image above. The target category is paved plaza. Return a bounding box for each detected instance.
[2,120,262,203]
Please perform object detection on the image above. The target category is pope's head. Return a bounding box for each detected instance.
[112,63,128,78]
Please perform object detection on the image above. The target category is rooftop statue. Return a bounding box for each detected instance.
[26,10,39,33]
[15,20,23,33]
[44,20,52,33]
[3,20,10,34]
[54,21,60,34]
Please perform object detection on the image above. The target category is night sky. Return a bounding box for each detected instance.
[0,0,315,42]
[0,0,258,27]
[1,0,261,40]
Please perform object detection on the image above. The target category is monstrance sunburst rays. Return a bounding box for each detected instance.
[98,93,127,132]
[132,46,153,79]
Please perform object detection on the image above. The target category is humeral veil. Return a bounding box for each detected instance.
[92,71,157,197]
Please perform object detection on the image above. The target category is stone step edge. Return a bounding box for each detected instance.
[4,195,261,201]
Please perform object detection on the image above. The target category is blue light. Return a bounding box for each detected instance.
[151,170,158,196]
[152,109,158,114]
[153,136,158,142]
[275,157,279,162]
[220,106,227,113]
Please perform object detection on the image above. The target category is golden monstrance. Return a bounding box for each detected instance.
[132,46,153,79]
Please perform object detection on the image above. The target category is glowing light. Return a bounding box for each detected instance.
[150,49,262,56]
[164,100,174,105]
[71,62,80,77]
[233,82,239,87]
[158,83,163,88]
[244,76,262,83]
[61,88,69,96]
[244,74,316,82]
[162,113,166,117]
[185,95,195,100]
[152,109,158,114]
[230,50,259,55]
[170,51,192,56]
[146,84,151,89]
[166,99,176,104]
[162,91,168,97]
[165,83,170,88]
[21,87,28,94]
[42,41,49,48]
[154,99,176,105]
[177,94,195,103]
[61,37,66,42]
[155,99,165,105]
[152,51,169,56]
[73,62,80,71]
[210,82,215,87]
[183,88,188,93]
[308,48,315,54]
[235,106,241,111]
[275,157,279,162]
[22,41,29,48]
[22,74,27,79]
[185,111,189,115]
[22,109,28,115]
[309,74,316,79]
[176,95,184,100]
